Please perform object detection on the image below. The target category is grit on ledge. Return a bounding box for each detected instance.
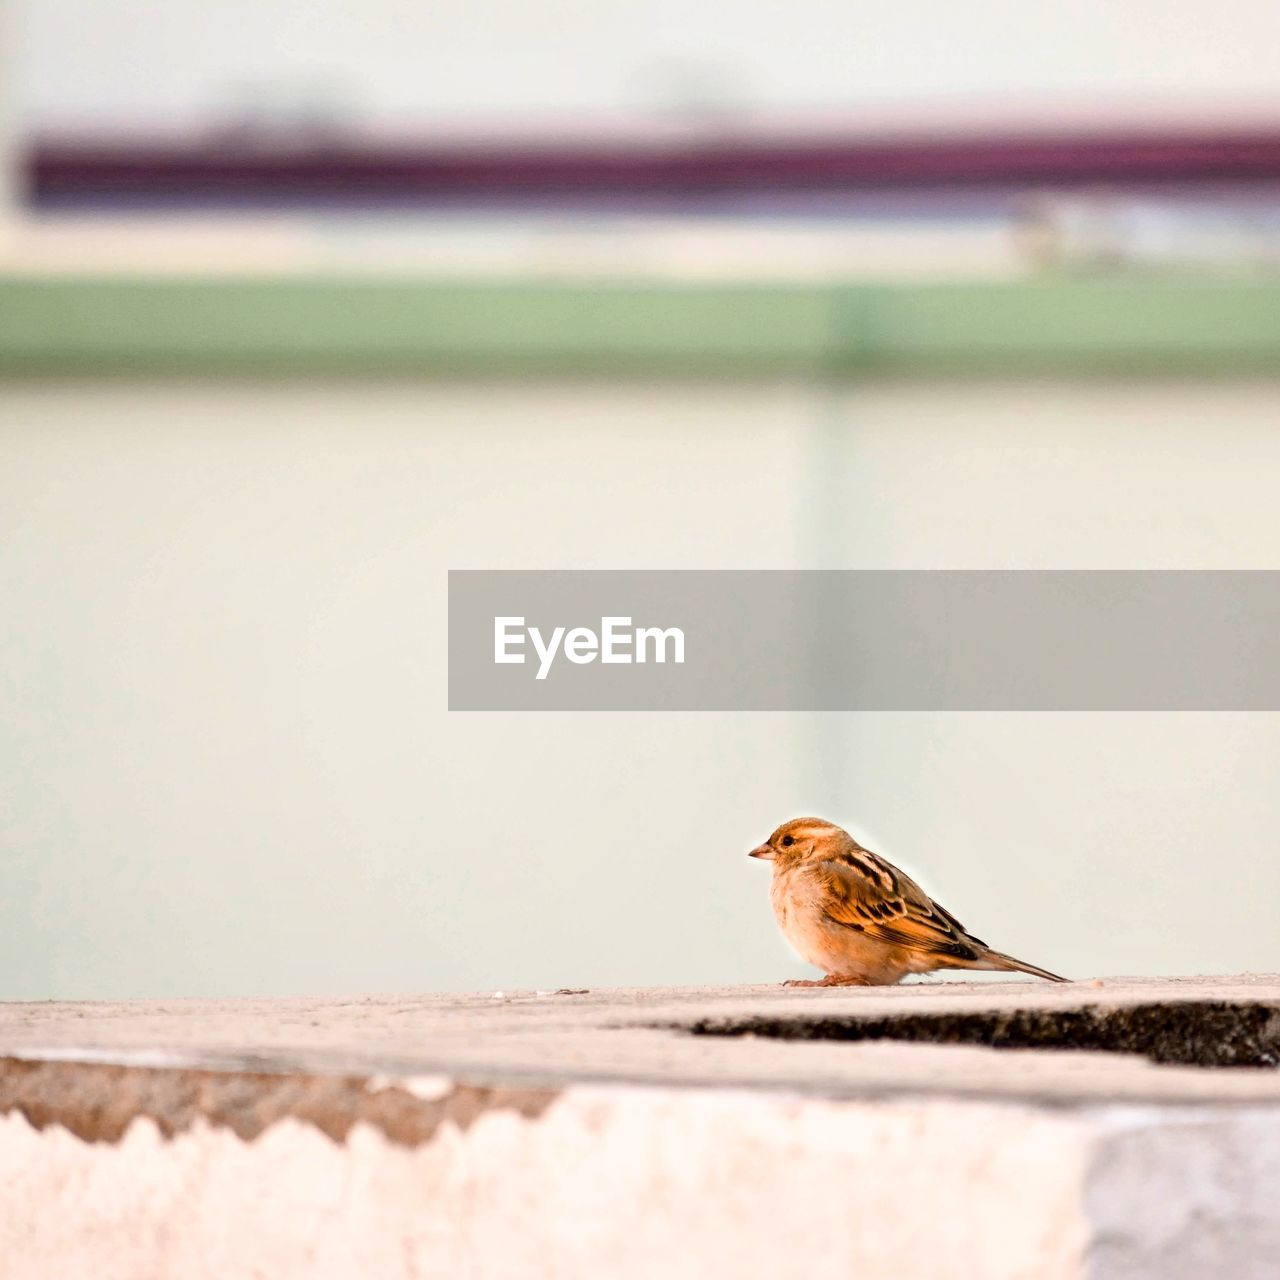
[3,975,1280,1280]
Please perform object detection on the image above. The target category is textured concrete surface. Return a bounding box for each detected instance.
[4,976,1280,1279]
[6,974,1280,1104]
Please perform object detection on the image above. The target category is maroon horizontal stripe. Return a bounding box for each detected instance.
[29,129,1280,204]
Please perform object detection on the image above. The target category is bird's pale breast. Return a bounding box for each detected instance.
[770,863,913,984]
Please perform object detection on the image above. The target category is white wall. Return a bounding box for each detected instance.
[2,378,1279,998]
[14,0,1280,135]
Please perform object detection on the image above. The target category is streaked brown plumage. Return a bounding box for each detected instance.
[749,816,1067,986]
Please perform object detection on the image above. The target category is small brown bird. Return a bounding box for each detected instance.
[750,816,1067,986]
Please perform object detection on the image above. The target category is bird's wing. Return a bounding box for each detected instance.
[809,849,988,962]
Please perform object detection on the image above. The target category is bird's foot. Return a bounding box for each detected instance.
[783,975,872,988]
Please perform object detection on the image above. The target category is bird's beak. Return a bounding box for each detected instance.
[749,843,774,861]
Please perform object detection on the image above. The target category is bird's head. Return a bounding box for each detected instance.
[749,817,853,866]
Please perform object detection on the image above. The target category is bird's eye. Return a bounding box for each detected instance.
[780,835,794,847]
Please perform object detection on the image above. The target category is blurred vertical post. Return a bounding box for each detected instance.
[0,0,17,245]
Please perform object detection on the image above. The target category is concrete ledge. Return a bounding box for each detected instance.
[4,977,1280,1278]
[7,974,1280,1105]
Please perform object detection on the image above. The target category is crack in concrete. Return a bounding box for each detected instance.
[677,1001,1280,1068]
[0,1056,558,1147]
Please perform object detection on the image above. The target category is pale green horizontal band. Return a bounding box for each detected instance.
[2,277,1278,376]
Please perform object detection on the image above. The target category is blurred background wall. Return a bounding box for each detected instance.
[3,1,1280,999]
[16,0,1280,133]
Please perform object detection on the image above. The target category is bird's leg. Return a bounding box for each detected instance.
[783,974,873,988]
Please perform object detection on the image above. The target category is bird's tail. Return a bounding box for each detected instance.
[971,949,1069,983]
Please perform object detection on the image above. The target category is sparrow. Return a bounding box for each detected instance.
[750,816,1067,986]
